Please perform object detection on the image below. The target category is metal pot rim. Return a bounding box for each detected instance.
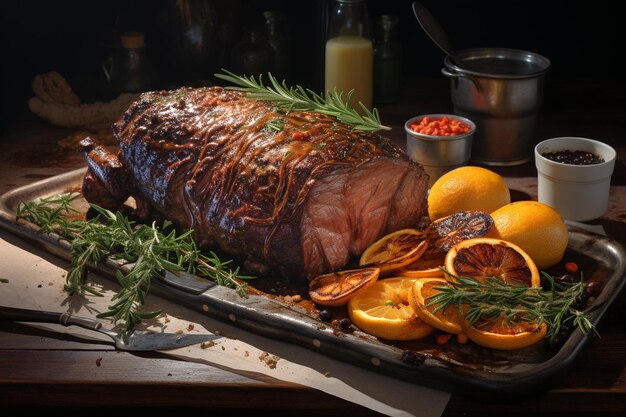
[444,47,551,79]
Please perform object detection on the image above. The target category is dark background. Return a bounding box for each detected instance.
[1,0,622,129]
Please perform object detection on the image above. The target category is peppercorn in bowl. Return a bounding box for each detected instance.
[404,114,475,187]
[535,137,616,221]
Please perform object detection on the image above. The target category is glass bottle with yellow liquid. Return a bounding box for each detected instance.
[325,0,373,111]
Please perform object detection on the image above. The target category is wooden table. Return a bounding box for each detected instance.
[0,78,625,416]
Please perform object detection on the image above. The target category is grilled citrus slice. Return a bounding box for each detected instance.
[444,237,540,288]
[408,278,463,334]
[424,211,494,257]
[400,266,444,278]
[400,253,446,278]
[359,229,428,273]
[463,314,548,350]
[308,267,380,307]
[347,277,435,340]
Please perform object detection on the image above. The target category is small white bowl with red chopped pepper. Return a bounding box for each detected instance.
[404,114,475,187]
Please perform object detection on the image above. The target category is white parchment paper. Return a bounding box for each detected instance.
[0,228,450,417]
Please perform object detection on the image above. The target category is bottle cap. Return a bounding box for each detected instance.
[121,31,145,49]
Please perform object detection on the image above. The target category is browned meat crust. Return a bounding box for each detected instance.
[81,86,429,280]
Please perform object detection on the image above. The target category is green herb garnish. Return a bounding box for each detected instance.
[263,118,286,133]
[16,193,252,332]
[426,270,597,342]
[215,69,390,132]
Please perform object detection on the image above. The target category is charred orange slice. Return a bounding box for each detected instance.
[400,266,444,278]
[408,278,463,334]
[347,277,435,340]
[359,229,428,274]
[424,211,494,257]
[463,314,548,350]
[400,253,446,278]
[444,237,540,288]
[443,238,546,350]
[308,267,380,307]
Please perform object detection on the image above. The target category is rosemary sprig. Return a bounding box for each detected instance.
[16,193,253,332]
[215,69,391,132]
[427,270,597,342]
[15,194,81,235]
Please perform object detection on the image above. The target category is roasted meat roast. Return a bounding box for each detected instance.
[80,87,429,280]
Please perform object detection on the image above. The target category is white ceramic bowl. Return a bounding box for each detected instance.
[405,114,475,186]
[535,137,616,221]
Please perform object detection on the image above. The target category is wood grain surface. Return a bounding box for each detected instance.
[1,78,625,416]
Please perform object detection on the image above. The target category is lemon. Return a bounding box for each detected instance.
[490,201,568,270]
[347,277,434,341]
[427,166,511,221]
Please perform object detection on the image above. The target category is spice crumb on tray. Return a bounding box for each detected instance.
[259,351,280,369]
[200,340,217,349]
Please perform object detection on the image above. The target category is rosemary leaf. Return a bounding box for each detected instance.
[16,193,253,332]
[215,69,391,132]
[426,270,596,342]
[263,117,286,132]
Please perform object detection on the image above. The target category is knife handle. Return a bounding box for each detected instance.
[0,306,101,330]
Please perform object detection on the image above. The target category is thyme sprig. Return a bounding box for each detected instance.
[16,193,252,332]
[426,270,597,341]
[215,69,391,132]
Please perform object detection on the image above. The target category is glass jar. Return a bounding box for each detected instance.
[231,27,275,77]
[324,0,373,110]
[107,31,153,94]
[373,15,403,104]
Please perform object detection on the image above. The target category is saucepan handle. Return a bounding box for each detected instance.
[441,67,482,91]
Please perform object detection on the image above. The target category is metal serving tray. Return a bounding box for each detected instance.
[1,167,625,400]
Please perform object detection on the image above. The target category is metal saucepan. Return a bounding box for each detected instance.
[442,47,551,166]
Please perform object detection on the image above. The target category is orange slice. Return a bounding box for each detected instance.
[463,314,548,350]
[308,267,380,307]
[443,237,545,350]
[444,237,540,288]
[400,267,444,278]
[425,211,494,257]
[408,278,463,334]
[347,277,435,341]
[400,253,446,278]
[359,229,428,274]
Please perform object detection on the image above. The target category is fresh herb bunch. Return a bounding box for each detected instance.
[215,69,391,132]
[16,193,252,332]
[427,270,597,341]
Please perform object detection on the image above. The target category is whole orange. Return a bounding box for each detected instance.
[427,166,510,221]
[490,201,569,270]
